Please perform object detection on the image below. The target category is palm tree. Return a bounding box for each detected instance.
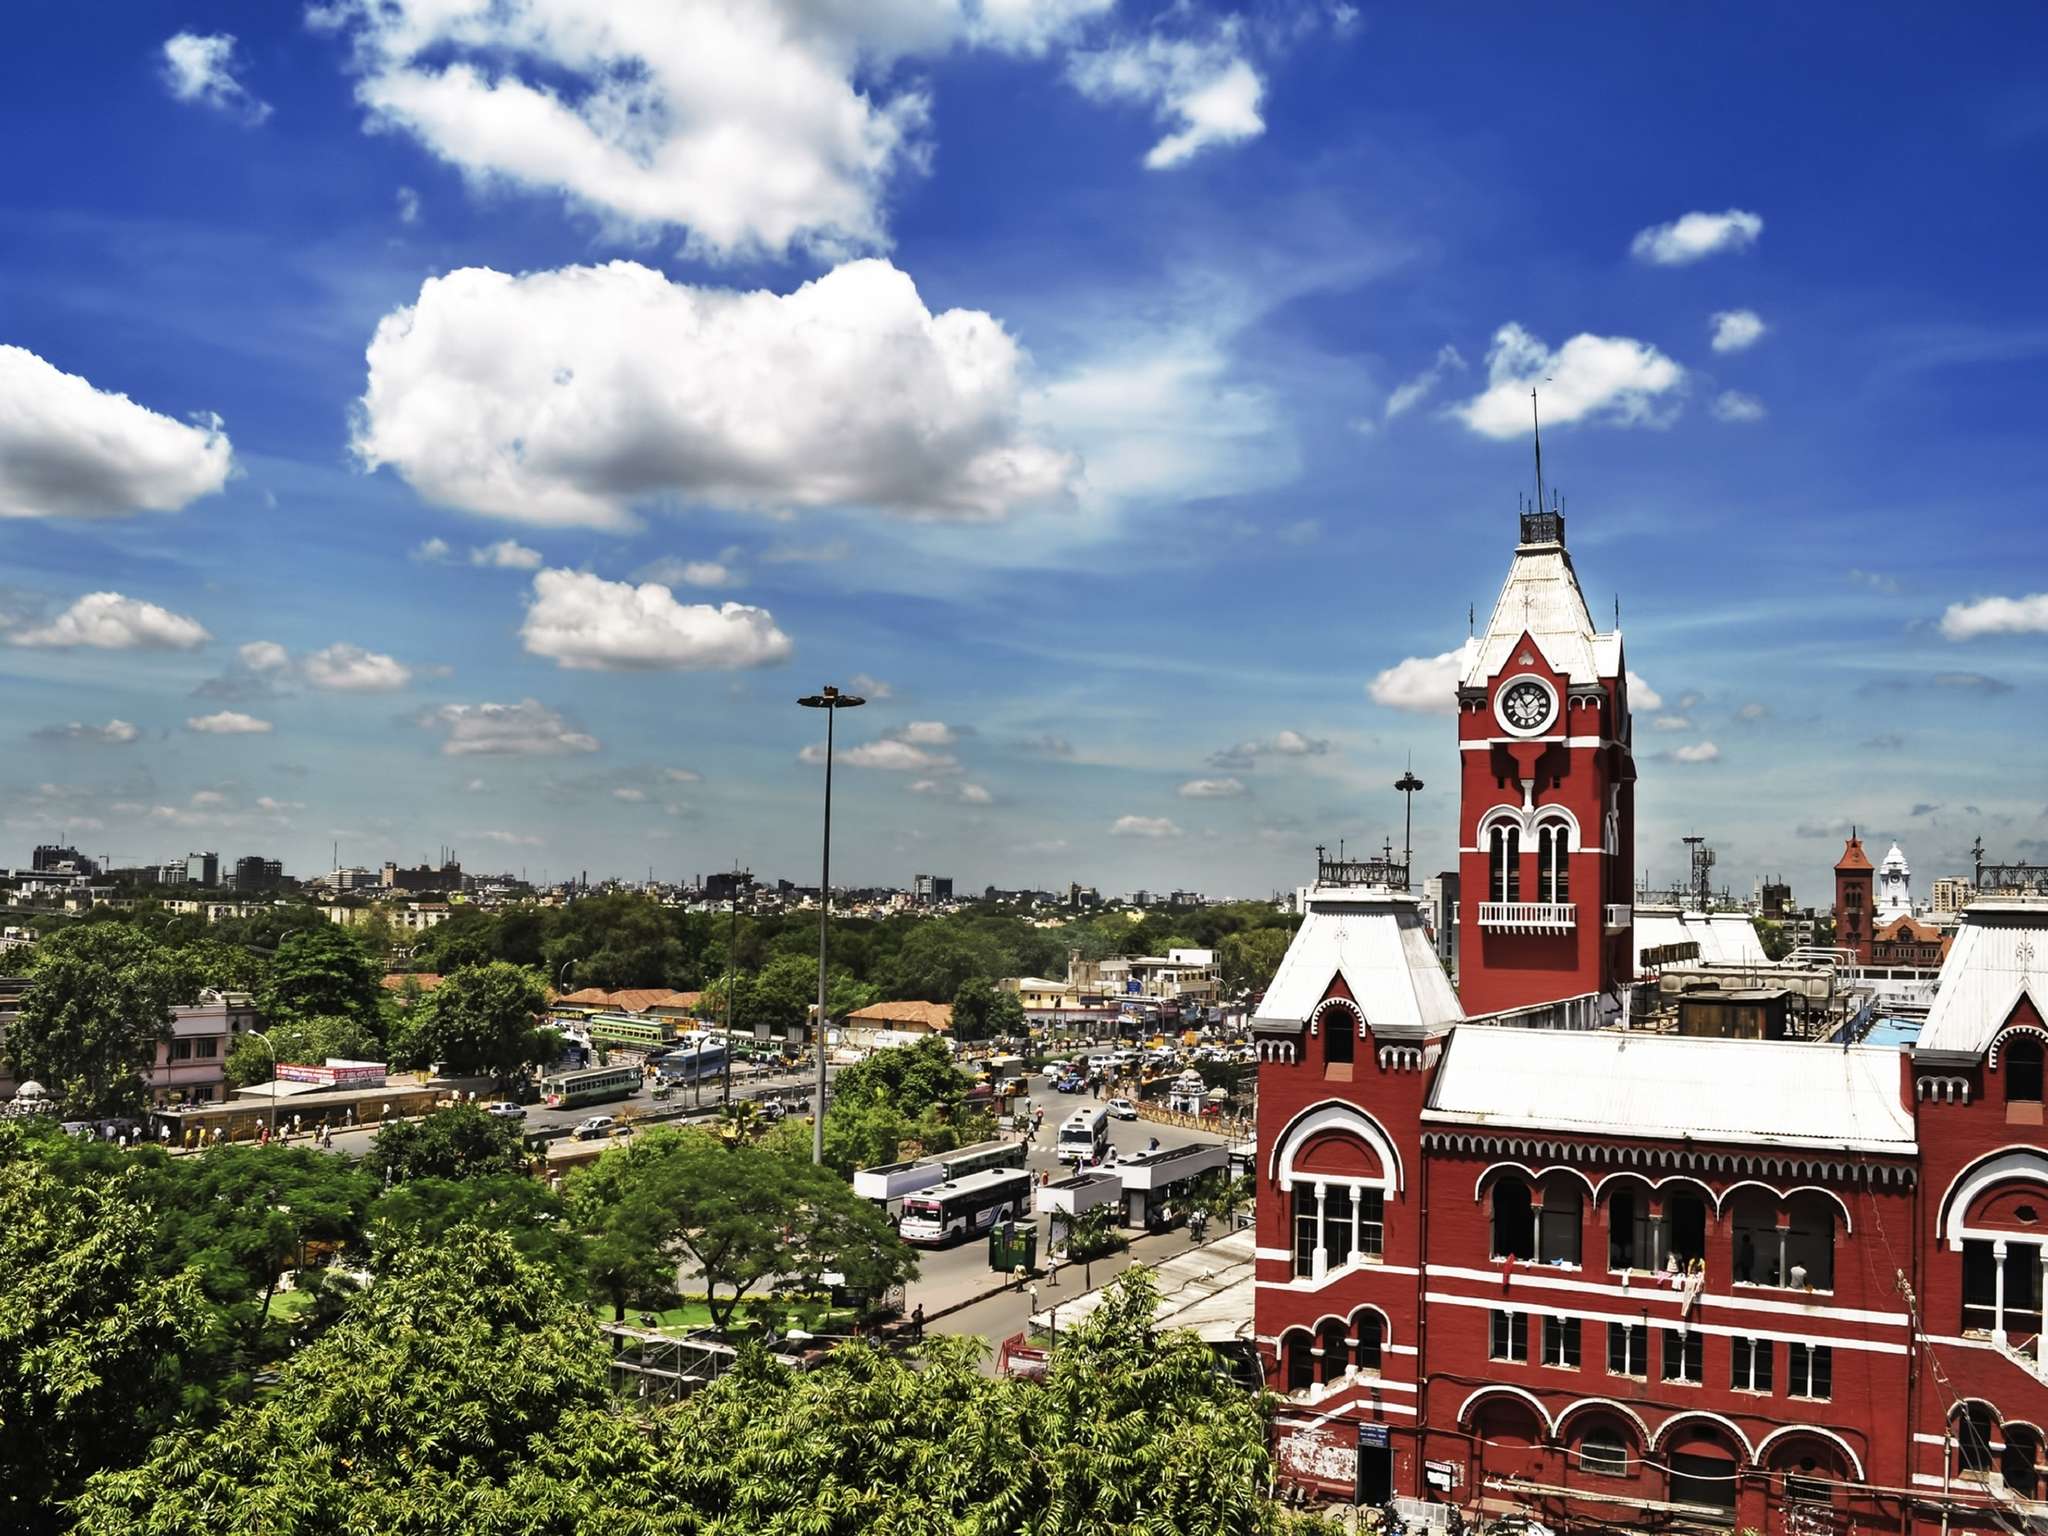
[1056,1205,1125,1288]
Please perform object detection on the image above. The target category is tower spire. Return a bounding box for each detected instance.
[1532,387,1545,517]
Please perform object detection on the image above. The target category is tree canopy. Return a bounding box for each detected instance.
[225,1011,378,1087]
[259,924,383,1035]
[6,924,186,1117]
[393,960,553,1078]
[367,1102,532,1183]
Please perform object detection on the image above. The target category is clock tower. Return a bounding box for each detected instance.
[1455,506,1637,1018]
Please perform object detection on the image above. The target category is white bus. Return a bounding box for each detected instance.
[898,1167,1035,1246]
[1057,1105,1110,1165]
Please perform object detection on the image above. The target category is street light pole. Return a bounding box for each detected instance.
[723,860,746,1113]
[1394,763,1425,888]
[798,685,865,1165]
[246,1028,278,1141]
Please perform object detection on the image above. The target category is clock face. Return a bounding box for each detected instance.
[1499,679,1553,733]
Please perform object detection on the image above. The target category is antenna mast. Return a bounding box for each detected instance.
[1531,388,1546,517]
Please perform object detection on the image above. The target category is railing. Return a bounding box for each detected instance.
[1317,853,1409,891]
[1478,901,1576,933]
[1604,903,1632,931]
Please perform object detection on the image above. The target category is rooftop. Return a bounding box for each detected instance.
[1461,539,1618,689]
[1915,898,2048,1058]
[1255,887,1463,1039]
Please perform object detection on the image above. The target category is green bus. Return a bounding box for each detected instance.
[541,1065,640,1109]
[586,1012,678,1050]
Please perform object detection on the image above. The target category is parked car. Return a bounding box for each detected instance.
[482,1101,527,1120]
[573,1115,617,1140]
[1107,1097,1139,1120]
[757,1100,788,1123]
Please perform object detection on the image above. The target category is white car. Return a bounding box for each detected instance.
[1107,1097,1139,1121]
[573,1115,618,1140]
[482,1101,526,1120]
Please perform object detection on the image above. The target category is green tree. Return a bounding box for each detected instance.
[877,920,1009,1001]
[1219,926,1295,1000]
[224,1012,378,1088]
[6,924,185,1117]
[0,1139,214,1536]
[369,1175,584,1292]
[830,1034,971,1117]
[1052,1203,1128,1287]
[178,937,269,995]
[366,1102,531,1183]
[952,974,1000,1042]
[394,961,553,1079]
[68,1228,610,1536]
[260,925,383,1035]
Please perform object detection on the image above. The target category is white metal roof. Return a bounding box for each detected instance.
[1461,543,1617,688]
[1030,1227,1256,1343]
[1634,908,1770,968]
[1255,889,1465,1038]
[1423,1025,1916,1153]
[1916,900,2048,1058]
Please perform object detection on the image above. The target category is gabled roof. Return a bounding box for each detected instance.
[1834,836,1873,873]
[1424,1026,1916,1154]
[1915,900,2048,1058]
[1461,542,1617,688]
[844,1000,953,1031]
[1254,889,1464,1038]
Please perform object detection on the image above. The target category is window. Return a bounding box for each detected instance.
[195,1038,219,1059]
[1357,1188,1385,1258]
[1731,1336,1774,1393]
[1732,1192,1835,1289]
[1322,1184,1354,1274]
[1541,1315,1581,1369]
[2008,1035,2044,1103]
[1355,1313,1384,1372]
[1607,1187,1642,1270]
[1490,1310,1528,1363]
[1324,1008,1354,1066]
[1660,1328,1703,1384]
[1607,1322,1647,1377]
[2003,1424,2039,1500]
[1846,886,1863,908]
[1956,1404,1995,1474]
[1962,1239,1998,1333]
[1489,826,1521,903]
[1577,1430,1629,1478]
[1292,1189,1318,1278]
[1787,1343,1833,1401]
[1319,1319,1349,1385]
[1492,1178,1535,1261]
[170,1038,194,1062]
[1538,1188,1583,1265]
[1285,1332,1315,1392]
[1537,824,1570,902]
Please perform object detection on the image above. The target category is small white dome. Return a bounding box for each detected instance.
[14,1080,48,1098]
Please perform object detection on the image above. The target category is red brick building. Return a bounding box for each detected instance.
[1252,512,2048,1534]
[1836,835,1877,966]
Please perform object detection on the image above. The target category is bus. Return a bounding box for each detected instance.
[586,1012,680,1051]
[1057,1105,1110,1165]
[939,1138,1028,1181]
[898,1167,1035,1246]
[656,1038,728,1085]
[541,1065,639,1109]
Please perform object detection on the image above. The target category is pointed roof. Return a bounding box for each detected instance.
[1881,842,1909,872]
[1460,536,1619,688]
[1835,834,1873,873]
[1915,899,2048,1058]
[1254,887,1464,1038]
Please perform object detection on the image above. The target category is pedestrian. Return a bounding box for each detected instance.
[292,1113,301,1139]
[1013,1261,1027,1291]
[1049,1251,1061,1287]
[1027,1282,1039,1317]
[159,1125,170,1147]
[911,1302,925,1342]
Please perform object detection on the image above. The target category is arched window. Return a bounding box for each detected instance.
[2008,1035,2044,1104]
[1319,1318,1350,1385]
[1354,1310,1384,1373]
[1956,1404,1996,1474]
[1537,824,1571,903]
[1284,1330,1315,1392]
[2004,1424,2039,1499]
[1324,1007,1354,1067]
[1492,1177,1535,1260]
[1539,1183,1584,1266]
[1489,825,1521,903]
[1574,1420,1632,1478]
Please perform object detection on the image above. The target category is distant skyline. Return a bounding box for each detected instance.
[3,4,2045,906]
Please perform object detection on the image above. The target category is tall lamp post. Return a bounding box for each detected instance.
[1394,764,1425,886]
[797,685,864,1165]
[722,860,748,1113]
[246,1028,279,1141]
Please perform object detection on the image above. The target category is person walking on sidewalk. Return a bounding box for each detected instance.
[911,1303,925,1342]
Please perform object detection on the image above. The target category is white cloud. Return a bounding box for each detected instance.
[958,782,994,805]
[239,639,291,672]
[187,710,273,735]
[521,569,792,671]
[1711,390,1766,423]
[1179,777,1247,799]
[423,699,600,757]
[0,346,233,520]
[1652,715,1692,732]
[1384,345,1467,420]
[160,32,271,125]
[895,720,958,747]
[1709,309,1767,353]
[1847,568,1899,594]
[1629,209,1763,266]
[1737,702,1768,721]
[1669,741,1721,764]
[1627,671,1663,710]
[638,558,736,589]
[1368,639,1478,716]
[1940,592,2048,640]
[255,796,304,812]
[356,260,1075,530]
[663,767,702,783]
[810,739,958,773]
[909,777,993,804]
[1454,324,1685,439]
[612,787,646,803]
[470,539,543,570]
[1208,729,1334,770]
[849,672,893,700]
[32,719,139,745]
[1110,814,1183,839]
[410,536,452,562]
[311,0,1107,260]
[303,642,413,692]
[473,828,543,846]
[1067,27,1264,170]
[396,185,420,224]
[11,592,210,650]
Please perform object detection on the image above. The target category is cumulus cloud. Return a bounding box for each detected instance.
[849,672,893,700]
[1179,777,1247,799]
[303,642,413,692]
[1666,741,1721,764]
[808,738,958,773]
[239,640,291,672]
[1111,814,1183,839]
[470,539,543,570]
[1940,592,2048,640]
[10,592,210,650]
[1208,729,1333,770]
[160,32,271,124]
[395,186,420,224]
[1710,309,1767,353]
[187,710,272,735]
[910,778,993,804]
[520,569,792,671]
[1711,390,1766,423]
[1384,345,1467,420]
[1627,672,1663,710]
[311,0,1108,260]
[422,699,600,756]
[1368,639,1478,716]
[32,719,139,745]
[638,557,737,589]
[1454,324,1684,438]
[1652,715,1693,732]
[355,260,1075,530]
[895,721,958,747]
[410,537,452,562]
[1067,24,1265,169]
[0,346,233,520]
[1629,209,1763,266]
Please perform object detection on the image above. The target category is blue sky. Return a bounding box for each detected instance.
[2,2,2045,904]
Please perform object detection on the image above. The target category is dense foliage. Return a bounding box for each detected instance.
[5,925,187,1117]
[367,1102,533,1183]
[390,960,555,1077]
